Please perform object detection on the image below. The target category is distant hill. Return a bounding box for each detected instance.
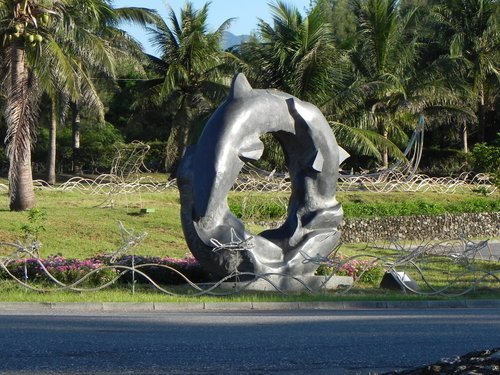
[222,31,250,50]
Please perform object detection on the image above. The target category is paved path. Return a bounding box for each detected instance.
[0,307,499,374]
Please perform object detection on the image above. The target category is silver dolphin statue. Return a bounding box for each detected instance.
[177,73,347,277]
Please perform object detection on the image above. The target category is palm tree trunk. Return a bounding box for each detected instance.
[382,129,389,169]
[477,86,485,143]
[165,123,189,175]
[7,42,36,211]
[46,99,58,185]
[165,103,191,176]
[462,120,468,154]
[9,146,35,211]
[71,101,82,175]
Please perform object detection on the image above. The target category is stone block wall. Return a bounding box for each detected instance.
[340,212,500,243]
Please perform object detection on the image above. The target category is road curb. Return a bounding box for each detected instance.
[0,300,499,312]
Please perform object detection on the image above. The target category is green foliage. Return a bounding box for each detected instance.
[228,193,288,221]
[358,265,384,284]
[143,141,167,172]
[419,148,470,176]
[316,259,384,285]
[144,1,234,173]
[20,208,47,243]
[469,141,500,183]
[80,122,124,173]
[253,135,287,172]
[342,195,500,218]
[229,191,500,222]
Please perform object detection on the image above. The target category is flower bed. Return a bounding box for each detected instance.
[0,255,213,287]
[1,256,116,286]
[114,255,214,284]
[316,258,384,285]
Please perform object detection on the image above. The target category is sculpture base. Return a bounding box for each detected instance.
[210,275,353,292]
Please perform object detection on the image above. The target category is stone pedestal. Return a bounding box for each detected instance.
[212,275,353,292]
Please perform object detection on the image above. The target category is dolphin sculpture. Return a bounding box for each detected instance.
[177,73,348,277]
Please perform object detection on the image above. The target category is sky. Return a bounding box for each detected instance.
[113,0,311,55]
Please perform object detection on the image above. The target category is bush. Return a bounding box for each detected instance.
[470,141,500,184]
[143,141,167,172]
[342,197,500,218]
[80,122,124,173]
[419,148,469,176]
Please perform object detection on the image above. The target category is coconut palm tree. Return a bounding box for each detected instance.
[144,1,234,174]
[42,0,160,184]
[234,1,356,170]
[342,0,423,168]
[233,0,402,170]
[432,0,499,144]
[239,0,345,104]
[1,0,160,208]
[0,0,56,210]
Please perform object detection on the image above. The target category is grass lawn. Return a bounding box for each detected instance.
[0,178,498,302]
[0,188,498,259]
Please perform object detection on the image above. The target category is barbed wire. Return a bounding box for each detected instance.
[0,170,494,196]
[0,222,497,296]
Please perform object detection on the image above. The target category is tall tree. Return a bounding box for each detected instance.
[42,0,159,183]
[345,0,422,168]
[241,0,344,104]
[0,0,53,210]
[432,0,499,143]
[311,0,358,48]
[236,0,406,170]
[144,1,234,174]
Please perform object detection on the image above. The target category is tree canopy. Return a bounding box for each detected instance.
[0,0,498,209]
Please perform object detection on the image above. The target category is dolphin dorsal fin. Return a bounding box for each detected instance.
[230,73,253,99]
[338,146,350,165]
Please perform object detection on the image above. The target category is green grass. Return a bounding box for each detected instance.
[228,190,499,221]
[335,243,500,293]
[0,188,498,260]
[0,183,498,302]
[341,191,500,218]
[0,189,189,259]
[0,280,497,303]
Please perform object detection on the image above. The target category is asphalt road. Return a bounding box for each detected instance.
[0,308,499,375]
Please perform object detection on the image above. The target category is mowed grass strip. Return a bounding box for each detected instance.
[0,186,498,260]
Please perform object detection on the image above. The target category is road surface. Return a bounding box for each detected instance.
[0,308,499,374]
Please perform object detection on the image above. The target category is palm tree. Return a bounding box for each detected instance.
[432,0,499,144]
[239,0,344,104]
[235,0,404,170]
[1,0,160,207]
[0,0,55,210]
[144,1,234,174]
[64,3,160,176]
[235,1,357,170]
[42,0,161,184]
[342,0,423,168]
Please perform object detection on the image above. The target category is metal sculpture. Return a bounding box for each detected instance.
[178,73,348,278]
[1,231,497,296]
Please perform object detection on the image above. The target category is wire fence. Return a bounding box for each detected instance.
[0,170,495,195]
[1,223,498,297]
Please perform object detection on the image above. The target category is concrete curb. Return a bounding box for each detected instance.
[0,300,499,312]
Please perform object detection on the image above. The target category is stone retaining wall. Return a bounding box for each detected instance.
[340,212,500,243]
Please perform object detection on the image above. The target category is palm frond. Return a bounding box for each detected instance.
[330,121,407,161]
